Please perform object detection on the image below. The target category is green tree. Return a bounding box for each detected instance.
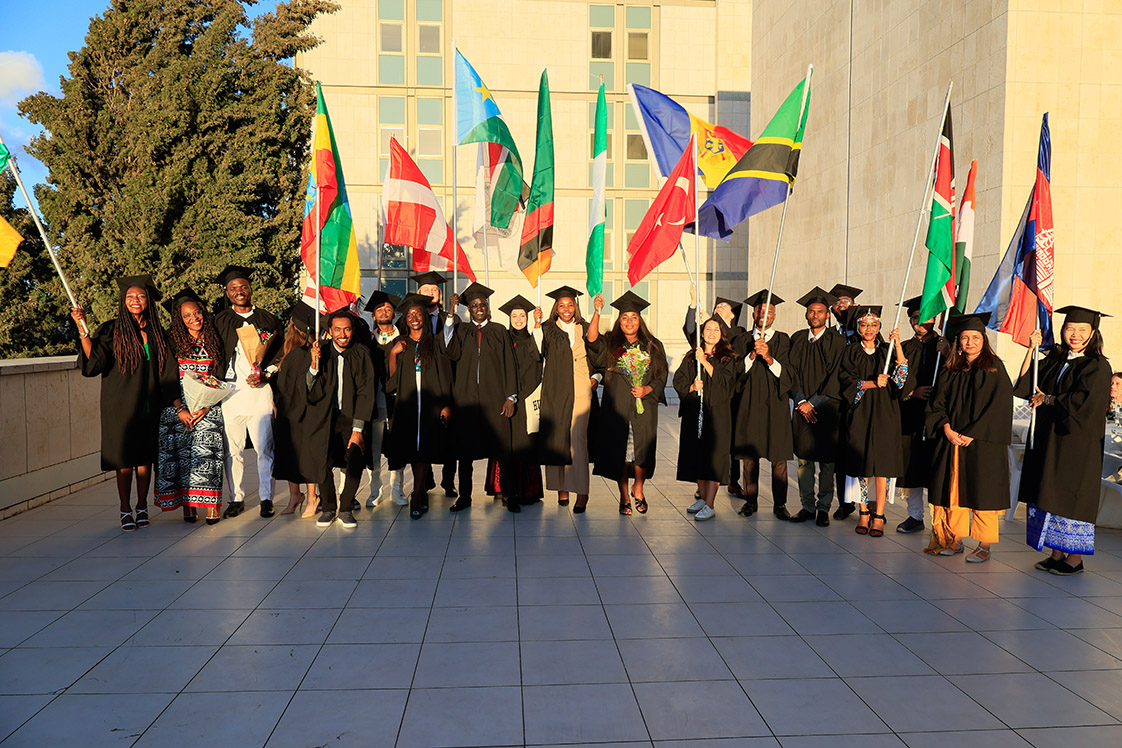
[0,171,74,358]
[18,0,338,329]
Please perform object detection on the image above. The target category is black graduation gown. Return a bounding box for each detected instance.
[925,361,1013,511]
[365,327,401,468]
[384,337,453,469]
[788,327,845,462]
[213,307,284,380]
[510,328,543,457]
[1014,352,1111,524]
[537,320,595,466]
[588,337,668,480]
[272,347,315,484]
[443,321,518,461]
[839,343,913,478]
[80,320,179,471]
[674,354,738,484]
[899,335,941,488]
[731,330,794,462]
[299,344,375,484]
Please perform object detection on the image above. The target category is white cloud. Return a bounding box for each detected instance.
[0,51,46,106]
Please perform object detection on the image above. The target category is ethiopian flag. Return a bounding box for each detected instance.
[300,82,361,301]
[519,70,554,287]
[456,50,523,231]
[919,109,956,324]
[586,82,607,296]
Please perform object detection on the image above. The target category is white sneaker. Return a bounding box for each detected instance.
[686,499,707,514]
[366,492,382,509]
[392,489,409,506]
[694,505,716,521]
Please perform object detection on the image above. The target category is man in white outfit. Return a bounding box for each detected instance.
[213,265,284,518]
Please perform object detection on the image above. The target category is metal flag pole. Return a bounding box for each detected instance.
[1029,311,1041,449]
[883,80,953,375]
[478,143,491,287]
[314,177,322,339]
[451,39,459,299]
[0,131,88,335]
[692,133,704,439]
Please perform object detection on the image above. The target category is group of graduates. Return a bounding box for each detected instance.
[70,268,1112,575]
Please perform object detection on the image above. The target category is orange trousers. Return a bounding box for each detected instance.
[924,445,1000,554]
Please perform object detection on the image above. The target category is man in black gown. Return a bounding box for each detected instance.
[364,291,403,508]
[441,282,518,512]
[304,309,375,529]
[788,287,846,527]
[828,283,862,520]
[733,290,793,520]
[412,271,461,498]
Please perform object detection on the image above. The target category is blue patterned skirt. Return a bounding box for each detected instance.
[155,404,226,510]
[1025,502,1095,555]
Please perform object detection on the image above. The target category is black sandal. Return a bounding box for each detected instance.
[854,507,871,535]
[869,513,885,538]
[619,501,632,516]
[183,507,198,524]
[634,496,648,514]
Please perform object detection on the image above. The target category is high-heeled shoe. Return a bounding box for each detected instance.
[205,508,220,525]
[300,494,319,519]
[280,492,304,515]
[573,497,588,514]
[869,513,886,538]
[854,507,871,535]
[183,507,198,523]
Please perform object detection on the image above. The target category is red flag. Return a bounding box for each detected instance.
[382,138,476,281]
[626,140,696,286]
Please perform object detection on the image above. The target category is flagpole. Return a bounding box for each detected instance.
[884,80,952,375]
[693,132,704,439]
[0,132,87,335]
[1029,312,1040,449]
[314,180,322,338]
[478,143,491,287]
[451,39,459,298]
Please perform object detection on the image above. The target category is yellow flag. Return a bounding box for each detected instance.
[0,214,23,267]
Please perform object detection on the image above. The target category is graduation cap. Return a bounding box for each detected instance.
[945,312,991,336]
[499,294,536,317]
[363,290,400,313]
[851,305,883,322]
[161,288,204,314]
[610,290,650,314]
[545,285,584,301]
[287,303,317,335]
[116,274,163,301]
[744,289,784,308]
[796,286,838,309]
[410,271,446,287]
[1056,305,1111,330]
[902,295,923,315]
[396,293,433,314]
[214,265,253,287]
[829,283,863,302]
[712,296,745,321]
[458,282,495,306]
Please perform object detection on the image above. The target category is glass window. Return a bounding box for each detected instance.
[418,128,442,157]
[625,62,650,87]
[631,281,651,314]
[627,32,647,60]
[591,31,612,59]
[590,162,614,189]
[380,277,409,297]
[381,243,409,269]
[417,98,443,126]
[626,6,651,29]
[625,163,649,188]
[589,62,613,91]
[417,56,443,86]
[605,199,614,230]
[378,0,404,21]
[419,158,443,186]
[589,280,614,315]
[625,199,648,231]
[379,96,405,124]
[379,55,405,85]
[418,24,441,54]
[416,0,442,22]
[625,105,639,130]
[626,134,647,160]
[589,5,614,28]
[380,23,402,53]
[380,127,404,156]
[590,132,613,160]
[589,101,615,128]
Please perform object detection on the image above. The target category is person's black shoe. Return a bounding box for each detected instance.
[773,507,791,521]
[449,498,472,512]
[336,510,357,529]
[789,509,815,523]
[223,501,244,519]
[503,497,521,513]
[442,483,458,498]
[816,511,830,527]
[1048,560,1084,576]
[896,516,924,534]
[259,500,274,518]
[1035,556,1060,571]
[738,503,757,517]
[315,510,335,528]
[833,503,855,520]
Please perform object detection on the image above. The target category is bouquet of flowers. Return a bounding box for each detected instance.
[236,326,275,380]
[182,372,235,412]
[616,347,652,414]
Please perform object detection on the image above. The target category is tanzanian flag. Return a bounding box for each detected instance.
[300,82,361,300]
[456,50,524,231]
[694,71,812,240]
[519,70,554,287]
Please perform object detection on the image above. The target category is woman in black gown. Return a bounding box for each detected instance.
[587,291,669,515]
[274,304,319,518]
[384,294,453,519]
[70,276,178,531]
[674,317,739,521]
[837,306,910,537]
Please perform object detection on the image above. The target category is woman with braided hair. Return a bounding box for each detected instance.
[71,276,178,531]
[154,289,228,524]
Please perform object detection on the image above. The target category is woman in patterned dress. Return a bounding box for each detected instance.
[154,289,227,523]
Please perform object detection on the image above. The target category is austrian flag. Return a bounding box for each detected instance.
[383,138,476,282]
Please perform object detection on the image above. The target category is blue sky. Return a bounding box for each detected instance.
[0,0,278,210]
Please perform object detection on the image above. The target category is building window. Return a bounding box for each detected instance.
[627,32,647,61]
[417,57,442,86]
[417,97,443,126]
[380,127,405,156]
[626,6,651,29]
[379,55,405,85]
[416,0,442,22]
[418,128,442,157]
[591,31,612,59]
[589,4,614,28]
[626,134,647,161]
[418,24,441,54]
[380,23,402,53]
[379,97,406,125]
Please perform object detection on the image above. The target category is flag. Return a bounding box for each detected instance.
[300,82,361,305]
[300,274,357,316]
[473,142,523,276]
[975,113,1055,347]
[519,70,555,287]
[0,141,9,172]
[455,50,524,230]
[586,82,607,296]
[0,214,22,268]
[694,71,812,240]
[951,160,977,316]
[919,109,956,323]
[383,138,476,282]
[626,135,696,286]
[628,84,751,189]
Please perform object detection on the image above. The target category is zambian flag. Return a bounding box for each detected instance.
[519,70,554,287]
[456,50,524,231]
[300,82,361,301]
[919,109,956,324]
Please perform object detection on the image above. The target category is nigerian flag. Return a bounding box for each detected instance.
[456,50,523,231]
[586,82,607,296]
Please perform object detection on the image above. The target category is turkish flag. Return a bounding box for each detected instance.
[627,140,696,286]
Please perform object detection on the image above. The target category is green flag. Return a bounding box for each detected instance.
[919,109,955,323]
[586,82,606,296]
[518,70,555,287]
[0,141,9,172]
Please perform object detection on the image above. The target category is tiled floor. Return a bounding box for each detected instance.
[3,413,1122,747]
